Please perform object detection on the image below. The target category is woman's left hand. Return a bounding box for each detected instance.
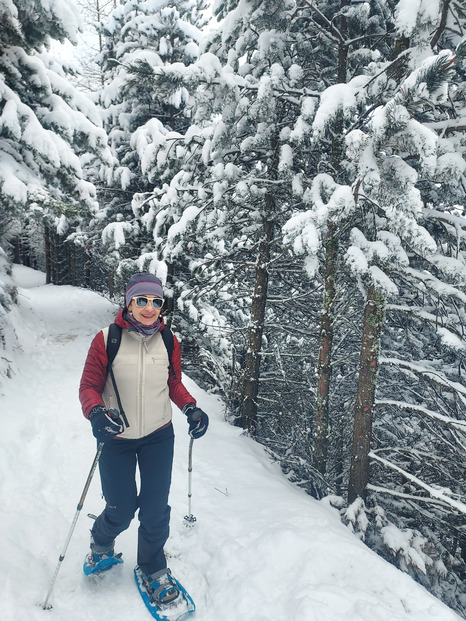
[183,404,209,439]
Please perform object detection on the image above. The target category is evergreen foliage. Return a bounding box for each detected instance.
[85,0,209,292]
[0,0,112,281]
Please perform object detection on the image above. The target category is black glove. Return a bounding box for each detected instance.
[183,403,209,439]
[89,405,124,443]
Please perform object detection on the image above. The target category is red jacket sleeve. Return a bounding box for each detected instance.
[79,331,108,418]
[168,334,196,411]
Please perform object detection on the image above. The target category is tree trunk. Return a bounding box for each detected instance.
[164,261,175,328]
[13,236,21,264]
[84,247,91,287]
[108,269,115,298]
[54,232,60,284]
[44,226,52,284]
[70,243,77,286]
[314,222,338,475]
[314,6,346,474]
[348,284,385,504]
[240,196,274,435]
[66,243,72,285]
[337,5,348,84]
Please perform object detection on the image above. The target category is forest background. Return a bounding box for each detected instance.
[0,0,465,616]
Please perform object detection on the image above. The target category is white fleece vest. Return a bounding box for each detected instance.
[101,327,172,439]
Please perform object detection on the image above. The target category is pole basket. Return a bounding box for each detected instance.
[184,514,197,528]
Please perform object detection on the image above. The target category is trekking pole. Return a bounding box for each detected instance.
[184,438,196,527]
[42,442,104,610]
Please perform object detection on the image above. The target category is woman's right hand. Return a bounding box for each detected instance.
[89,405,124,442]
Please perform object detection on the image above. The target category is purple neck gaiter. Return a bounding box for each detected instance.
[125,310,162,336]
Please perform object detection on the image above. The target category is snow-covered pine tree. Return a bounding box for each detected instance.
[127,0,324,445]
[285,0,466,609]
[84,0,208,297]
[0,0,111,280]
[68,0,116,93]
[347,21,466,610]
[347,45,466,498]
[282,0,401,486]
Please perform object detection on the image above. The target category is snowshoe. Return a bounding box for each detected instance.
[134,565,195,620]
[83,542,123,576]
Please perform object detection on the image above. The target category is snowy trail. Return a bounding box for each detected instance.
[0,266,462,621]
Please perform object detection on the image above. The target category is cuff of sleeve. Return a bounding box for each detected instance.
[182,402,196,415]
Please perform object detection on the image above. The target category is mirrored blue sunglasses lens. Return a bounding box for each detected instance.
[134,297,163,309]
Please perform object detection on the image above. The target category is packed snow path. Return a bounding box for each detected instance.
[0,266,461,621]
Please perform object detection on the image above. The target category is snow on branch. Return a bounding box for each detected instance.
[385,304,466,347]
[423,208,466,234]
[367,484,455,510]
[375,400,466,435]
[380,357,466,402]
[101,221,134,250]
[425,116,466,135]
[398,267,466,304]
[312,83,359,137]
[369,452,466,515]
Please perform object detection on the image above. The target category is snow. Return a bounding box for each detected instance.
[395,0,441,38]
[0,264,462,621]
[312,84,359,137]
[102,221,134,250]
[395,0,422,38]
[437,327,466,352]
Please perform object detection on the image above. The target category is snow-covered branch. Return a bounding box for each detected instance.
[375,399,466,434]
[367,484,455,509]
[369,452,466,515]
[380,357,466,400]
[425,117,466,135]
[385,304,465,344]
[423,208,466,233]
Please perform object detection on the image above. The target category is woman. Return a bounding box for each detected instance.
[79,272,208,606]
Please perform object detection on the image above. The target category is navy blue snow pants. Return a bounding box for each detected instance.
[91,423,174,576]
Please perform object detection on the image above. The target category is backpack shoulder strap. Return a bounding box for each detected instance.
[160,326,174,361]
[161,326,176,378]
[106,323,122,369]
[104,323,129,429]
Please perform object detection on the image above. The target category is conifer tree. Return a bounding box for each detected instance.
[0,0,111,278]
[284,1,466,604]
[86,0,208,293]
[0,248,17,382]
[129,0,323,437]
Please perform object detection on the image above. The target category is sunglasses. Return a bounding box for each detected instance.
[132,296,164,309]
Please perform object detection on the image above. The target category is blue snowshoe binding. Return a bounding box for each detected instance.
[134,565,195,620]
[83,539,123,576]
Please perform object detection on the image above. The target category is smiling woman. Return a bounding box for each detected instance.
[125,273,165,329]
[78,271,209,609]
[129,296,164,325]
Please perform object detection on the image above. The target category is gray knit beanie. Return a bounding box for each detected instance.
[125,273,164,307]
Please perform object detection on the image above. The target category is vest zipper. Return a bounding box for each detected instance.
[138,337,144,437]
